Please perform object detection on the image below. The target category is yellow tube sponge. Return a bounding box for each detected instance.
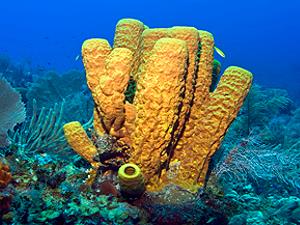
[170,67,252,192]
[82,39,133,137]
[82,39,111,93]
[195,66,253,184]
[169,31,215,191]
[63,121,99,168]
[63,18,253,193]
[118,163,145,198]
[135,28,199,152]
[166,27,200,152]
[82,39,111,135]
[97,47,133,134]
[113,18,146,78]
[131,38,188,190]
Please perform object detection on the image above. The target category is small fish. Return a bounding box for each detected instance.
[214,46,225,58]
[40,153,47,158]
[75,54,81,61]
[207,217,215,223]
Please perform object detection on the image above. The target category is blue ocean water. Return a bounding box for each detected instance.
[0,0,299,98]
[1,1,300,224]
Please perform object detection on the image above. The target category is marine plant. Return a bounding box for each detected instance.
[63,18,252,192]
[1,48,299,225]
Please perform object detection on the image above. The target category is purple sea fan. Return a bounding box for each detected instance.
[0,77,26,147]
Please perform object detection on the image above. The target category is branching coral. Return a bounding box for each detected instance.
[64,18,252,192]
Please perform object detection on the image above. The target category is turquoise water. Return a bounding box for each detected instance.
[0,1,299,224]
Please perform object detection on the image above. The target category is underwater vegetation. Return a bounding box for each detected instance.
[0,18,299,225]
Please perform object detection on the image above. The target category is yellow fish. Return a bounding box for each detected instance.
[214,46,225,58]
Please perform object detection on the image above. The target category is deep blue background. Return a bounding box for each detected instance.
[0,0,299,98]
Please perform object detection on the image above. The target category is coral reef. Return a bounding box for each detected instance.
[64,18,253,192]
[1,17,300,225]
[0,53,299,224]
[230,84,292,138]
[1,157,147,224]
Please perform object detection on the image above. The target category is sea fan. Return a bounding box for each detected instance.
[0,77,26,147]
[213,135,300,195]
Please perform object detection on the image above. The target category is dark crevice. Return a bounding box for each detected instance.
[157,43,202,176]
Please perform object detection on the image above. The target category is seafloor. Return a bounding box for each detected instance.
[0,55,299,225]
